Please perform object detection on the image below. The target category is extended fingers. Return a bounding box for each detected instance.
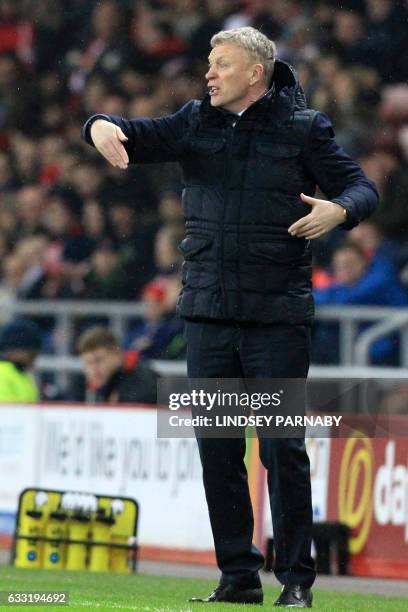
[288,214,314,236]
[304,228,325,240]
[291,223,320,238]
[111,139,129,167]
[294,218,338,239]
[93,123,129,168]
[101,139,128,169]
[114,127,129,165]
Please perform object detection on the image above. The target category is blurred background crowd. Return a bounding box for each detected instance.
[0,0,408,380]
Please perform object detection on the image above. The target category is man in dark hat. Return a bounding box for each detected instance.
[0,319,42,402]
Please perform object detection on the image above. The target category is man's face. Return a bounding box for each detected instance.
[81,346,121,389]
[333,249,366,286]
[205,43,259,113]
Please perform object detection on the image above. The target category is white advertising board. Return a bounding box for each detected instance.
[0,405,331,553]
[36,406,213,549]
[0,404,213,550]
[0,407,39,512]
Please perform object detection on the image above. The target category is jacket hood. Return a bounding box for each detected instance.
[271,59,307,111]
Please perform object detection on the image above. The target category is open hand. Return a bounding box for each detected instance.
[288,193,346,240]
[90,120,129,169]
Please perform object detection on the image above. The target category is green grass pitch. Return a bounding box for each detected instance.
[0,567,407,611]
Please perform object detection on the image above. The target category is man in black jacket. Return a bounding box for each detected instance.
[77,326,157,404]
[82,27,378,608]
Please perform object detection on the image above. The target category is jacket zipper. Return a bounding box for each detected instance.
[219,115,240,318]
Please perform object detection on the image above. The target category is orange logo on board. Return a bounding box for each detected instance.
[338,437,374,554]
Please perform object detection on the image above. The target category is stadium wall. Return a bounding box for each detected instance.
[0,404,407,577]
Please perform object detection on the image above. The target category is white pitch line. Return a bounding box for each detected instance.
[74,602,193,612]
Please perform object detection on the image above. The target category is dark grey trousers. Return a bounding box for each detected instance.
[184,318,316,589]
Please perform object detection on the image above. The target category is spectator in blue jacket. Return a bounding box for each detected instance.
[313,241,408,364]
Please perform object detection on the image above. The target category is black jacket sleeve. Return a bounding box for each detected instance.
[303,111,379,229]
[82,101,195,164]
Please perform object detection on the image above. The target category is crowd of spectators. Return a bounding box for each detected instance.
[0,0,408,369]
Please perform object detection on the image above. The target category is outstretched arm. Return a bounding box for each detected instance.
[82,100,195,166]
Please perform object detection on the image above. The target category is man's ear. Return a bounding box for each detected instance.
[250,63,264,86]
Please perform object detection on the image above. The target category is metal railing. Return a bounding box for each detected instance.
[11,300,145,356]
[36,356,408,380]
[316,305,408,366]
[6,301,408,382]
[354,312,408,367]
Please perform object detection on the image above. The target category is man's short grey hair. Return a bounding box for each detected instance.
[210,26,277,84]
